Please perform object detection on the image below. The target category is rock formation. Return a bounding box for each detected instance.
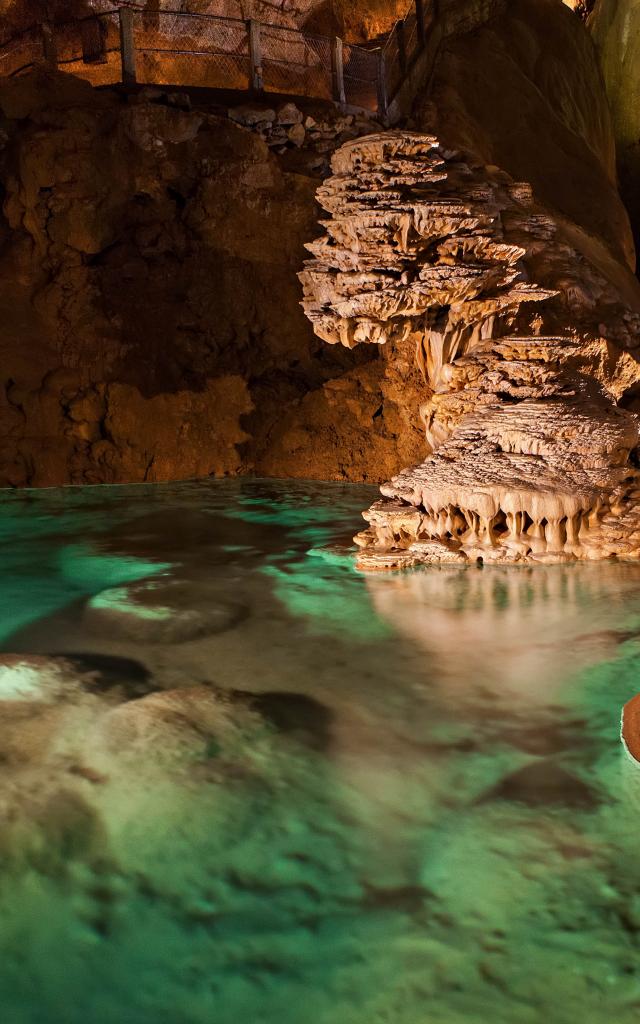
[298,0,640,568]
[0,70,428,486]
[0,0,406,46]
[300,129,640,567]
[1,0,636,493]
[622,692,640,764]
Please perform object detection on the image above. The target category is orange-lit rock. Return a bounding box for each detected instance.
[621,694,640,764]
[0,0,407,46]
[1,0,634,494]
[0,70,421,486]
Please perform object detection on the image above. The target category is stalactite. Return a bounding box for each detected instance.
[299,132,640,567]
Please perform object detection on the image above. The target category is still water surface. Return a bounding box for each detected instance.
[1,479,640,1023]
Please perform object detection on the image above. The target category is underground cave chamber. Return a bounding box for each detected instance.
[1,1,640,1023]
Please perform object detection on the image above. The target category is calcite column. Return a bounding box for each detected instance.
[300,132,640,567]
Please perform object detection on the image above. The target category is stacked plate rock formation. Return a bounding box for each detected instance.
[299,132,640,568]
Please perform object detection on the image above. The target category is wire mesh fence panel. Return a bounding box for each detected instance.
[343,43,378,112]
[260,24,333,101]
[0,7,420,111]
[0,29,40,78]
[382,26,402,100]
[54,13,122,86]
[56,19,97,67]
[133,11,250,90]
[382,0,440,104]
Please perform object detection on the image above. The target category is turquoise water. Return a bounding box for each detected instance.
[1,479,640,1023]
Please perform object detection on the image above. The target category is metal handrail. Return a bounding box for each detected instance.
[0,0,516,119]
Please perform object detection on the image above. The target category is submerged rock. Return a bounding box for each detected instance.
[85,579,247,643]
[0,655,82,703]
[49,653,158,702]
[231,690,334,751]
[483,761,600,810]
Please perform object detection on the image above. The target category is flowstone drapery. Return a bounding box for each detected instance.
[300,132,640,567]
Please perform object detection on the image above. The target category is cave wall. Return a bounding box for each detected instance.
[0,71,425,486]
[415,0,634,275]
[0,0,407,45]
[0,0,631,489]
[588,0,640,259]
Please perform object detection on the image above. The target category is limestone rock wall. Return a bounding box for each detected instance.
[589,0,640,255]
[0,0,634,493]
[0,71,424,486]
[418,0,630,270]
[0,0,407,44]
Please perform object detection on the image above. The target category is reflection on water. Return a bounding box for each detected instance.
[1,479,640,1024]
[365,562,640,704]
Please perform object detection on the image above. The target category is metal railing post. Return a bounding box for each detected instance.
[416,0,426,44]
[248,19,263,92]
[331,36,346,105]
[376,49,388,119]
[119,8,137,86]
[396,22,407,71]
[41,22,58,68]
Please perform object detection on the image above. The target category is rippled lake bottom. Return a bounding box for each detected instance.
[2,478,640,1024]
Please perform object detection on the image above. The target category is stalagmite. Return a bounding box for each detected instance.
[299,132,640,568]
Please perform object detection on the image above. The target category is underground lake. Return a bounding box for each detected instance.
[0,478,639,1024]
[3,1,640,1020]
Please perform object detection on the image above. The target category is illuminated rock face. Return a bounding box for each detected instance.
[622,693,640,764]
[0,0,406,45]
[0,71,416,488]
[300,132,640,567]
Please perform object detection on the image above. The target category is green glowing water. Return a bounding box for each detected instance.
[1,479,640,1024]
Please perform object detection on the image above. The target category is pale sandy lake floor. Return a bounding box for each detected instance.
[1,479,640,1023]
